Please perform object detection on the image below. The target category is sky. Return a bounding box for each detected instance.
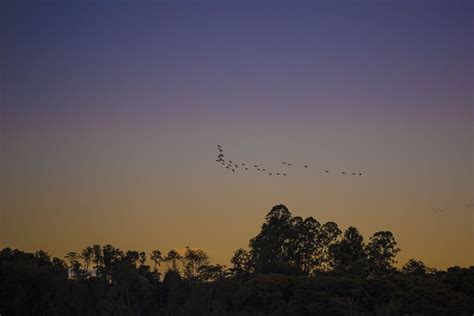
[1,0,473,269]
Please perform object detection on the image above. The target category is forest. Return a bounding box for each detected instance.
[1,204,473,315]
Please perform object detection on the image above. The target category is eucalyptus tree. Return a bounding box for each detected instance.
[248,204,342,275]
[150,250,163,271]
[81,246,94,272]
[164,249,182,272]
[183,246,210,279]
[365,231,400,277]
[329,227,367,276]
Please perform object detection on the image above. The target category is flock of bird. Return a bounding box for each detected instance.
[215,144,363,177]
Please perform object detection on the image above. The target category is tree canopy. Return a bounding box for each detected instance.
[1,204,473,315]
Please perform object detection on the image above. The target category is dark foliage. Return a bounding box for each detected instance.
[1,205,473,315]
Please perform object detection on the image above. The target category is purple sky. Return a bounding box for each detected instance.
[1,1,473,268]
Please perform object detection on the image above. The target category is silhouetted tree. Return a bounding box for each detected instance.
[80,246,94,272]
[138,251,147,267]
[248,204,341,275]
[249,204,295,273]
[230,248,252,279]
[125,250,140,267]
[164,249,182,272]
[183,247,210,279]
[2,204,474,315]
[402,258,427,276]
[150,249,163,271]
[91,244,103,270]
[329,226,367,276]
[365,231,400,277]
[198,264,227,282]
[316,221,342,272]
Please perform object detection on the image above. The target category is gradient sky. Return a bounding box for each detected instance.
[1,0,473,269]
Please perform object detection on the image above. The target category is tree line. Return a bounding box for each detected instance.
[1,204,473,315]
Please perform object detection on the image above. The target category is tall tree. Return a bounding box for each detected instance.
[98,244,124,282]
[317,221,342,272]
[365,231,400,277]
[91,244,103,271]
[248,204,342,275]
[183,247,210,279]
[150,250,163,271]
[230,248,252,279]
[81,246,94,272]
[249,204,300,273]
[329,227,367,275]
[164,249,182,272]
[65,251,83,279]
